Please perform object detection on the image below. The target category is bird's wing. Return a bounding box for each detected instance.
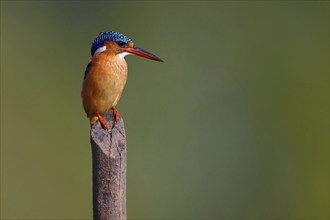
[83,62,92,80]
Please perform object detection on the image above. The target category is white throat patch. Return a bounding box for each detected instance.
[117,52,131,59]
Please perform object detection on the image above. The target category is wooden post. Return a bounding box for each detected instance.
[90,111,127,220]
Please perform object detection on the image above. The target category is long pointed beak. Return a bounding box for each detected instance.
[124,46,163,62]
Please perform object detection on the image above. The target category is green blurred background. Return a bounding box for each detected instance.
[1,1,329,219]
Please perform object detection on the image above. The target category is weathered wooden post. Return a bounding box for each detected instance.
[90,111,127,220]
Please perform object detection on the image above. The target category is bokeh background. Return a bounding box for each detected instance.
[1,1,329,219]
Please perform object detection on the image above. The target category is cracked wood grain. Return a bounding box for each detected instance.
[90,111,127,220]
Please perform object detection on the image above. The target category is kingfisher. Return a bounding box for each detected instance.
[81,31,163,129]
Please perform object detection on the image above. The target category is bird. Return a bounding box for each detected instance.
[81,31,163,129]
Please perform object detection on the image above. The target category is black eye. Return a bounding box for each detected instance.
[117,41,126,47]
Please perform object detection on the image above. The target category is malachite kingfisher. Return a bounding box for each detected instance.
[81,31,163,129]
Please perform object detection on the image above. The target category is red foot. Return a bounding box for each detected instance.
[96,112,109,129]
[112,107,120,122]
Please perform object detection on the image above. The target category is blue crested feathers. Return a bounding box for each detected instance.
[91,31,132,56]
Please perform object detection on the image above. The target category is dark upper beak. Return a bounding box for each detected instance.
[124,46,163,62]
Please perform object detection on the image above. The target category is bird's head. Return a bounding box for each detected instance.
[91,31,163,62]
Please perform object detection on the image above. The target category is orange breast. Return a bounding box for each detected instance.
[81,51,128,122]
